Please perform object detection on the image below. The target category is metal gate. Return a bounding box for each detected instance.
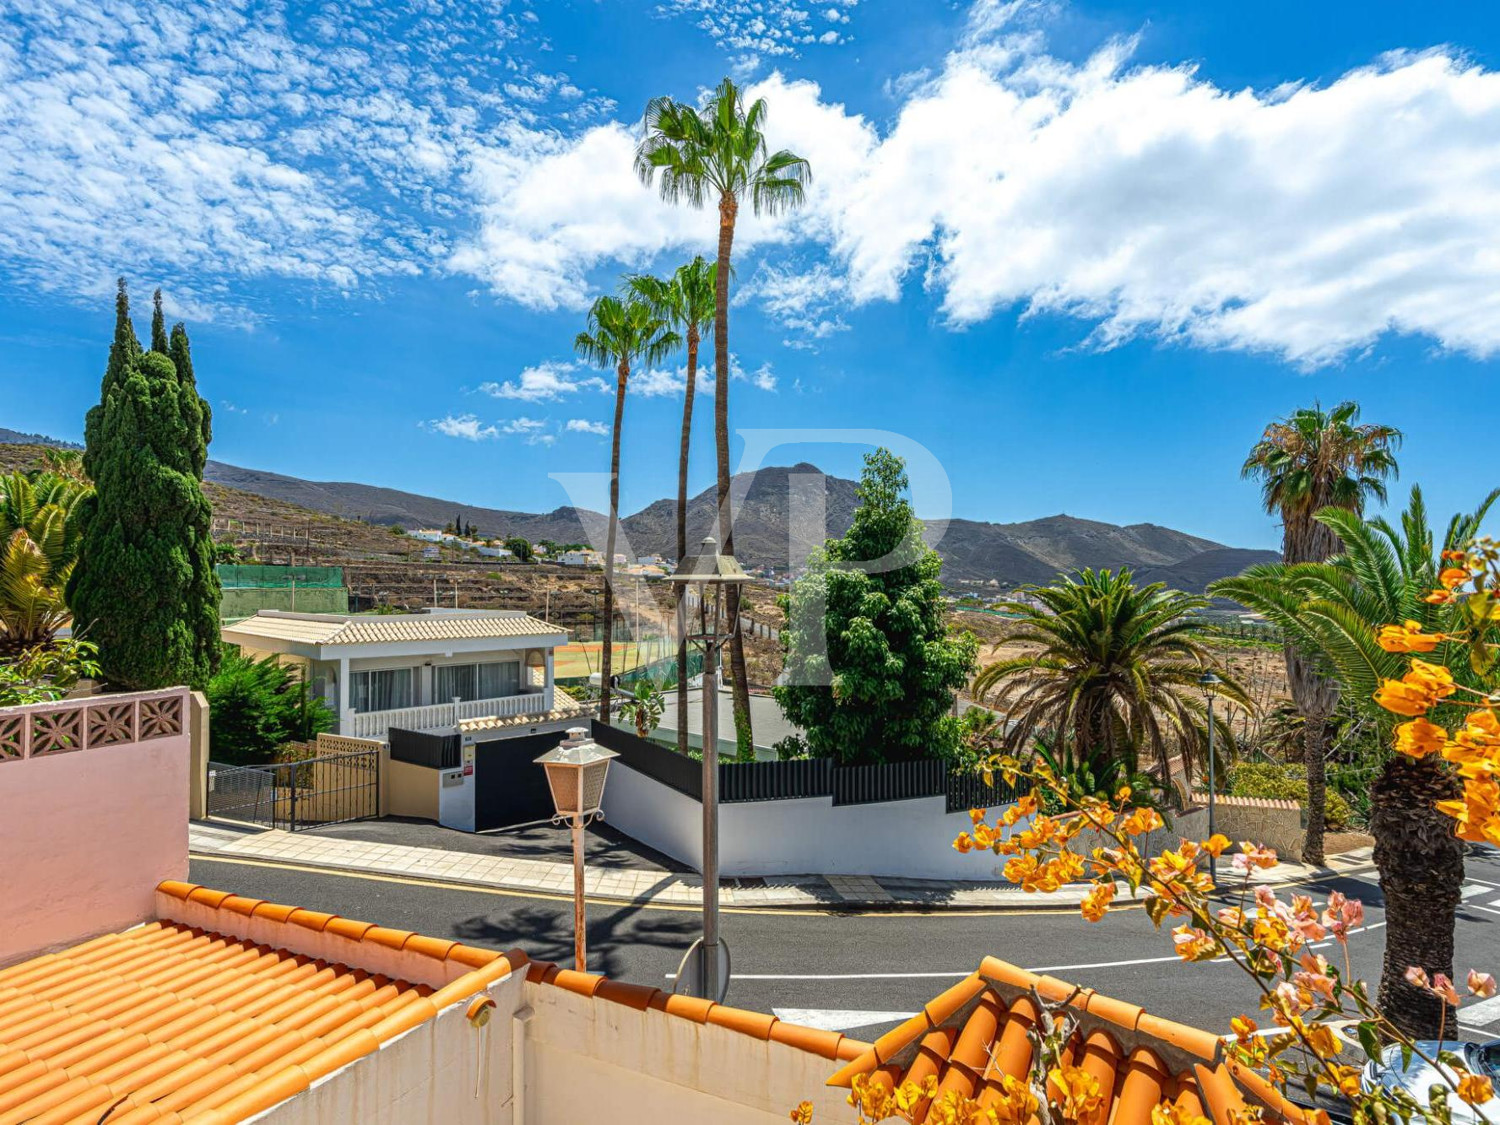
[207,750,380,831]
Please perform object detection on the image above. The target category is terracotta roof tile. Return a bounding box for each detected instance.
[829,958,1304,1125]
[0,885,523,1125]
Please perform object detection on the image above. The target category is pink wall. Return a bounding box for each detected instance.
[0,689,191,966]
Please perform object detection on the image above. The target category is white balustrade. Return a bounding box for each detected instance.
[342,692,547,739]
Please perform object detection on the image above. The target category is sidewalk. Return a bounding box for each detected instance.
[189,821,1378,912]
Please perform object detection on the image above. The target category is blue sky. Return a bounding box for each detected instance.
[2,0,1498,550]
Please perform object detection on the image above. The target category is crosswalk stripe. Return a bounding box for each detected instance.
[1459,995,1500,1028]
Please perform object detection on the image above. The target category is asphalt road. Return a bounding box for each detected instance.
[189,847,1500,1044]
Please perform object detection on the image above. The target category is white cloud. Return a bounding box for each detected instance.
[656,0,860,57]
[750,363,778,391]
[424,413,499,441]
[631,366,694,397]
[566,418,610,435]
[478,361,606,401]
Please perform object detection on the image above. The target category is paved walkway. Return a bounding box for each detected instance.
[189,821,1378,911]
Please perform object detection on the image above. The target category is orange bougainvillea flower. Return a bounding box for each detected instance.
[1172,925,1220,962]
[1395,717,1448,759]
[1152,1101,1211,1125]
[1468,969,1498,999]
[1375,660,1457,716]
[1440,567,1470,590]
[1203,833,1231,857]
[1048,1065,1106,1125]
[1081,881,1115,922]
[1404,966,1430,989]
[1378,620,1445,653]
[1457,1073,1495,1106]
[1230,1014,1258,1042]
[1121,807,1164,836]
[1430,972,1462,1006]
[789,1100,814,1124]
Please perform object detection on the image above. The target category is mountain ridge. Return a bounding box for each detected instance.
[0,431,1276,591]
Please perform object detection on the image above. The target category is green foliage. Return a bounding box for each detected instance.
[0,639,101,706]
[617,677,666,738]
[0,469,90,649]
[1032,737,1168,815]
[206,650,333,765]
[67,280,221,690]
[504,537,534,562]
[972,568,1249,792]
[389,525,405,536]
[1228,762,1353,830]
[773,449,978,764]
[771,734,811,761]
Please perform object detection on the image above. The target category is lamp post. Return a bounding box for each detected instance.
[535,728,618,971]
[1198,671,1222,887]
[666,536,747,1003]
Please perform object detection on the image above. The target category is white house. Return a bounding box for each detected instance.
[560,550,598,567]
[222,608,570,739]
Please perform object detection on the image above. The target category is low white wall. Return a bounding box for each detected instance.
[601,761,1011,881]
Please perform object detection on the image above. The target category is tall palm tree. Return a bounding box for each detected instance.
[635,76,812,759]
[627,257,717,755]
[1240,401,1401,864]
[0,470,89,651]
[971,568,1250,794]
[1212,486,1497,1038]
[574,295,680,722]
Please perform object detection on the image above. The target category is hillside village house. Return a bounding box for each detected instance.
[222,608,568,740]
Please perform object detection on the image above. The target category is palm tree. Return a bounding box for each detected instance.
[635,77,812,759]
[627,259,717,755]
[1211,486,1497,1038]
[971,568,1250,795]
[1240,401,1401,864]
[0,470,89,652]
[574,295,680,722]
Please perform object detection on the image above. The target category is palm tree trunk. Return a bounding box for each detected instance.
[1301,713,1327,865]
[600,360,629,722]
[1371,756,1464,1039]
[715,192,754,760]
[675,325,698,754]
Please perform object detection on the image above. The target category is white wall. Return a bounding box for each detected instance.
[601,761,1012,881]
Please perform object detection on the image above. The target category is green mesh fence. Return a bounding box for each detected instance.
[216,564,345,589]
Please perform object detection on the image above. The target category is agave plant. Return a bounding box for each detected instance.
[1210,484,1498,1037]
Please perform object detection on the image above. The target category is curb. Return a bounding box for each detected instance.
[188,848,1104,914]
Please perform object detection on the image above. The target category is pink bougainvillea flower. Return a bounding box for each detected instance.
[1468,970,1498,999]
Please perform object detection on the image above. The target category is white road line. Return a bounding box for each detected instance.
[1459,995,1500,1028]
[1471,905,1500,918]
[685,922,1392,983]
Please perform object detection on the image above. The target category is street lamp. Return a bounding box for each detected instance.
[1198,671,1222,887]
[535,727,618,972]
[665,535,747,1003]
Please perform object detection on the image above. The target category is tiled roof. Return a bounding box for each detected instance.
[0,882,524,1125]
[828,957,1307,1125]
[520,955,871,1065]
[223,611,566,647]
[457,692,589,732]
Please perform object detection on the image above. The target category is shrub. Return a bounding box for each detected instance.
[772,734,811,761]
[206,650,333,765]
[1228,762,1352,830]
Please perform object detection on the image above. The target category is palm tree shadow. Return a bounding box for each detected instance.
[451,901,698,981]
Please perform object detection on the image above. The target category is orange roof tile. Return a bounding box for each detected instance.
[827,958,1309,1125]
[0,883,523,1125]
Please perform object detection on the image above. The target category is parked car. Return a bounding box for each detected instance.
[1361,1039,1500,1123]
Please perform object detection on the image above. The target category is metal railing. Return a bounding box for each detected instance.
[343,691,546,739]
[207,748,379,830]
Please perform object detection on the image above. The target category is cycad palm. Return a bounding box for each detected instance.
[1241,400,1402,864]
[1212,486,1497,1038]
[0,470,89,651]
[574,295,680,722]
[627,258,717,754]
[971,568,1248,794]
[636,77,811,758]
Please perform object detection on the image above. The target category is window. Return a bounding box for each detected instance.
[348,668,413,713]
[434,660,521,702]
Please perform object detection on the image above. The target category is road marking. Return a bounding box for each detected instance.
[1459,995,1500,1028]
[774,1008,918,1032]
[1461,883,1496,899]
[1470,905,1500,919]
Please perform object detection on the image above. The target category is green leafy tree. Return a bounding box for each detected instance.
[1211,485,1497,1038]
[207,650,334,764]
[68,279,221,690]
[504,536,534,562]
[617,677,666,740]
[575,294,680,724]
[971,568,1250,793]
[1240,400,1401,863]
[627,257,717,754]
[774,450,977,764]
[636,77,812,759]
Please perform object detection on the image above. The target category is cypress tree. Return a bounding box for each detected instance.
[68,281,222,690]
[150,288,170,354]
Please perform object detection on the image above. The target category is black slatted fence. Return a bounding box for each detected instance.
[389,727,460,770]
